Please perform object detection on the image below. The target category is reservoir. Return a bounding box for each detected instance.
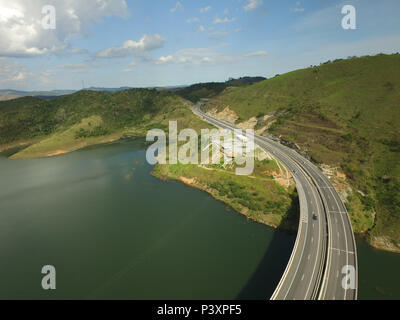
[0,139,398,299]
[0,140,294,300]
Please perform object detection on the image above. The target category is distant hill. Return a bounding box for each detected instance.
[0,86,190,101]
[175,76,266,103]
[0,88,139,101]
[205,54,400,252]
[0,78,264,103]
[84,86,134,92]
[0,89,77,101]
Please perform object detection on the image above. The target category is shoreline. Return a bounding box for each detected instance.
[151,164,299,235]
[151,162,400,255]
[0,131,148,160]
[0,135,398,254]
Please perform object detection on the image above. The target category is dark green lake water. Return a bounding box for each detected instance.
[356,236,400,299]
[0,140,398,300]
[0,140,295,300]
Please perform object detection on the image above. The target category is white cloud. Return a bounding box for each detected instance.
[244,0,263,11]
[200,6,211,13]
[154,48,223,65]
[0,59,28,83]
[156,55,174,64]
[198,25,205,32]
[170,2,183,13]
[0,58,53,86]
[243,51,267,57]
[57,61,102,73]
[208,31,229,40]
[67,47,89,55]
[0,0,129,57]
[291,2,305,13]
[122,60,138,72]
[96,34,165,58]
[214,17,236,24]
[186,17,200,23]
[153,47,268,65]
[235,28,243,33]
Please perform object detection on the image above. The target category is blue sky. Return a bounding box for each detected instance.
[1,0,400,90]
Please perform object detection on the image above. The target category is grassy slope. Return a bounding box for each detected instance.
[205,54,400,251]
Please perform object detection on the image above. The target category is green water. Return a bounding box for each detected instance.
[356,237,400,299]
[0,140,294,300]
[0,140,398,300]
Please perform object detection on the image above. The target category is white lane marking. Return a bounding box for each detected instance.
[209,116,327,300]
[263,143,309,300]
[282,189,308,300]
[308,254,311,260]
[300,165,323,299]
[318,189,333,300]
[311,237,314,243]
[328,188,350,300]
[331,248,355,255]
[301,274,305,281]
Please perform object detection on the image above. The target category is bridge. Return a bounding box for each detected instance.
[192,102,358,300]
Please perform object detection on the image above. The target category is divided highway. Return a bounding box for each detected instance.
[192,102,358,300]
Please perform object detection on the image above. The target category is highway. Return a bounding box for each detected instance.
[192,101,358,300]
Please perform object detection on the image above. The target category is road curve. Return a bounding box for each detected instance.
[192,101,357,300]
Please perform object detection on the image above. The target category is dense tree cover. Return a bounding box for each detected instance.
[0,89,180,144]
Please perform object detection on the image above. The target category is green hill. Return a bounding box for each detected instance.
[0,89,207,158]
[205,53,400,252]
[175,76,266,103]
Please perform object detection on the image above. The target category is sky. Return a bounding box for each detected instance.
[0,0,400,91]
